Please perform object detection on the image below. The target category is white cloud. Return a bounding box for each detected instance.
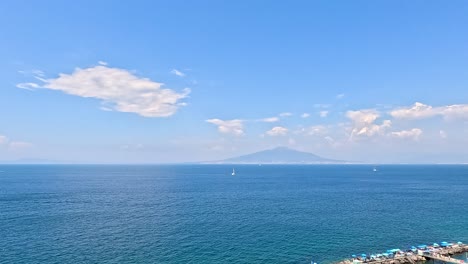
[439,130,447,139]
[301,113,310,118]
[390,102,435,119]
[324,136,335,144]
[206,119,244,136]
[98,61,108,66]
[300,125,328,136]
[314,104,331,108]
[279,112,292,117]
[336,93,345,99]
[347,109,379,125]
[346,109,391,139]
[390,102,468,120]
[170,69,185,77]
[266,126,288,136]
[442,104,468,120]
[319,110,329,118]
[16,82,40,90]
[391,128,422,140]
[288,138,296,145]
[17,64,190,117]
[18,69,45,77]
[261,117,280,123]
[356,120,391,137]
[32,70,45,77]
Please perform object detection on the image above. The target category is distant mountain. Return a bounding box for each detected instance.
[209,147,346,164]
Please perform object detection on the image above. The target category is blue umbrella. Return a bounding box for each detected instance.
[352,255,357,258]
[361,254,367,258]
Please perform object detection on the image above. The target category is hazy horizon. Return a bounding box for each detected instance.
[1,147,468,165]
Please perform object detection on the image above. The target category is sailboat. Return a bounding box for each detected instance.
[231,168,236,176]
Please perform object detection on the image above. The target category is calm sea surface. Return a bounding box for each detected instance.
[1,165,467,263]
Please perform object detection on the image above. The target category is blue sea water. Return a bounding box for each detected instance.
[0,165,467,263]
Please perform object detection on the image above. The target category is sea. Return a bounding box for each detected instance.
[0,165,467,263]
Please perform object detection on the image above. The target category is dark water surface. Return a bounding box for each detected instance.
[1,165,467,263]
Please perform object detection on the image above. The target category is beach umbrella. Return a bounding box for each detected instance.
[352,255,357,258]
[361,254,367,258]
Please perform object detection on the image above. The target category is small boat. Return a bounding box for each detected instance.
[231,168,236,176]
[373,167,377,172]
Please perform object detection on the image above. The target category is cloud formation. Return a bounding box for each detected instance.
[266,126,288,136]
[391,128,422,140]
[390,102,468,120]
[17,64,190,117]
[16,82,40,90]
[170,69,185,77]
[319,110,329,118]
[206,119,244,136]
[346,109,391,139]
[261,117,280,123]
[296,125,328,137]
[303,125,328,136]
[279,112,292,117]
[301,113,310,118]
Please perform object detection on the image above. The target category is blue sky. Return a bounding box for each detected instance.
[1,0,468,163]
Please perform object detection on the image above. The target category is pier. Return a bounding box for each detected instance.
[336,242,468,264]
